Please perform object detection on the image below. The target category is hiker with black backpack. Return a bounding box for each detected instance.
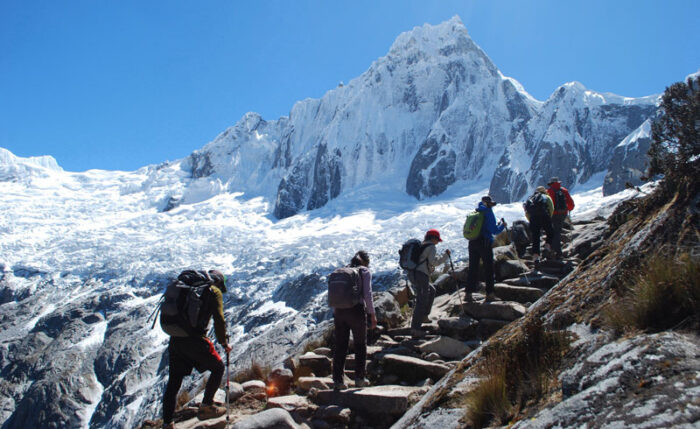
[159,270,231,429]
[524,186,554,265]
[546,177,575,259]
[400,229,450,338]
[328,250,376,390]
[464,196,506,303]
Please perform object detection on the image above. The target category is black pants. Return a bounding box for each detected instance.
[466,237,495,294]
[409,271,435,330]
[163,336,224,424]
[551,213,567,256]
[333,304,367,382]
[529,214,553,256]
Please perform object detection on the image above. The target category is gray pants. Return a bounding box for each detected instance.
[551,213,567,256]
[409,271,435,330]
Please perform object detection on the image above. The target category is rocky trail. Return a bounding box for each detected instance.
[139,218,603,429]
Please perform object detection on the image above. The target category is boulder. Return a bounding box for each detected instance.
[231,408,299,429]
[312,347,331,357]
[493,245,518,261]
[382,354,450,383]
[298,352,332,377]
[433,273,459,296]
[461,301,527,322]
[502,273,560,290]
[314,405,351,425]
[389,284,412,307]
[417,336,472,360]
[241,380,266,392]
[297,377,333,392]
[373,292,404,328]
[312,385,425,416]
[535,259,575,278]
[268,368,294,396]
[437,316,479,339]
[495,259,529,281]
[493,284,544,304]
[423,352,441,362]
[192,388,227,405]
[477,318,510,339]
[266,394,314,412]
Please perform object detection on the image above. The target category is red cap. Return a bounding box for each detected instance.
[426,229,442,242]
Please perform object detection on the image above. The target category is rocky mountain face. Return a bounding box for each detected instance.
[178,16,658,219]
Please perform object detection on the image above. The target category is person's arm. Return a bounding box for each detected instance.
[210,288,230,351]
[486,211,505,235]
[360,268,377,329]
[564,188,575,211]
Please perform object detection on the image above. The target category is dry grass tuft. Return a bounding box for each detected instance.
[232,361,271,384]
[604,252,700,335]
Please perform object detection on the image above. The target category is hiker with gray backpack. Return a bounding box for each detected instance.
[327,250,376,390]
[156,269,232,429]
[463,196,507,303]
[399,229,451,338]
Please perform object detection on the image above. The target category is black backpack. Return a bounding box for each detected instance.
[152,270,214,337]
[525,193,550,218]
[327,266,363,309]
[398,239,431,271]
[553,189,568,212]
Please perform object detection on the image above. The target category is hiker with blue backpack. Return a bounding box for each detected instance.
[327,250,376,390]
[463,196,507,303]
[158,270,231,429]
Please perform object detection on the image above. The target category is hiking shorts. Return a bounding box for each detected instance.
[168,336,222,377]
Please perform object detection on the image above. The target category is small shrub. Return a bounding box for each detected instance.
[464,361,511,428]
[464,318,571,427]
[605,252,700,335]
[233,360,271,384]
[176,390,190,410]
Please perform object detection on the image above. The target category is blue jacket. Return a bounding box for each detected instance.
[476,202,505,243]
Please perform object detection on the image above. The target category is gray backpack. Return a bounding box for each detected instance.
[327,266,363,309]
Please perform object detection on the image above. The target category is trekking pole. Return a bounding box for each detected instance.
[225,335,230,424]
[447,253,466,315]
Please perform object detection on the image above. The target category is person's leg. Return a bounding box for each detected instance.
[193,338,224,406]
[410,272,431,330]
[332,309,351,384]
[543,218,554,253]
[426,283,436,317]
[466,240,481,292]
[349,305,367,381]
[163,371,185,425]
[530,218,542,257]
[481,241,495,296]
[551,214,565,256]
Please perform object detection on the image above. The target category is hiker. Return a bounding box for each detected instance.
[162,270,231,429]
[465,196,507,303]
[546,177,575,259]
[408,229,451,337]
[330,250,376,390]
[524,186,554,264]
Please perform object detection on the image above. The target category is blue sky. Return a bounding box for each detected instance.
[1,0,698,172]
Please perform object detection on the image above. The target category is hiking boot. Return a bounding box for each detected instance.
[197,404,226,420]
[333,380,347,391]
[484,293,499,303]
[355,378,370,388]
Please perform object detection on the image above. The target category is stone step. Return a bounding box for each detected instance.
[311,385,426,417]
[298,352,332,377]
[416,335,473,360]
[437,316,479,340]
[297,376,333,393]
[461,301,527,322]
[493,283,544,304]
[502,273,560,290]
[266,394,314,413]
[381,354,451,383]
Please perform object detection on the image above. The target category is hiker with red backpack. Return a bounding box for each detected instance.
[464,196,507,303]
[405,229,451,338]
[524,186,554,265]
[159,270,231,429]
[546,177,575,259]
[328,250,376,390]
